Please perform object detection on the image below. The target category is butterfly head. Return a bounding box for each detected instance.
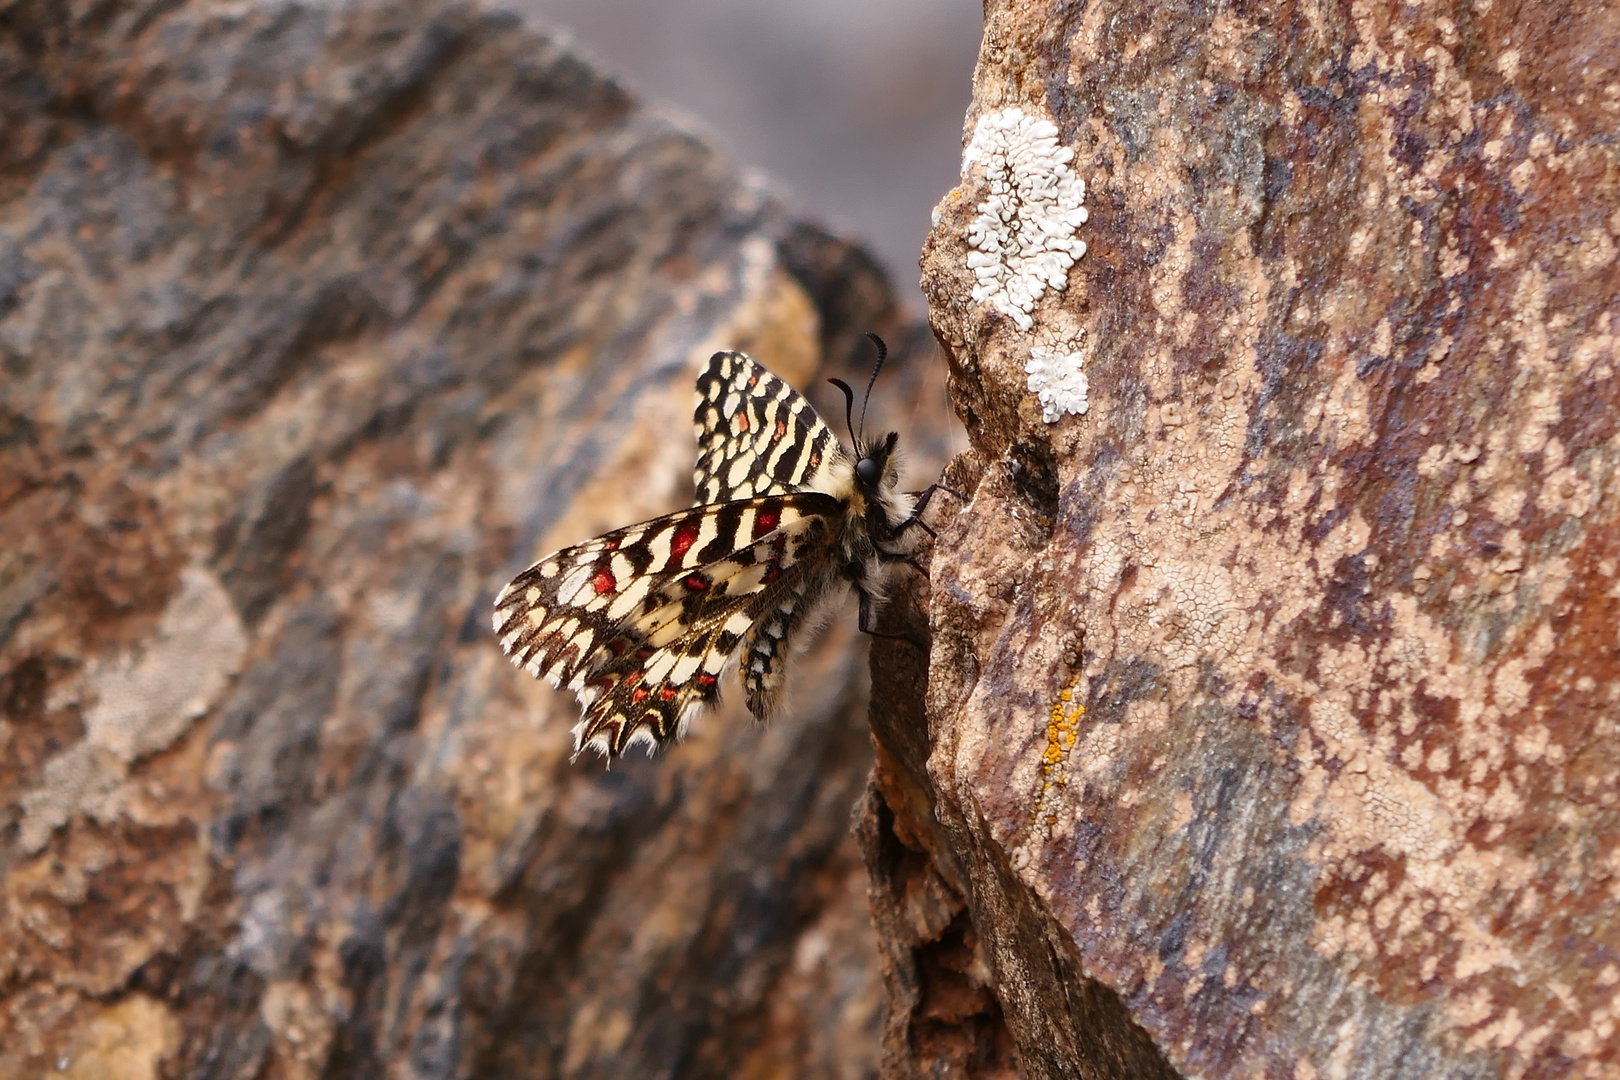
[831,332,899,485]
[828,334,910,528]
[854,430,899,492]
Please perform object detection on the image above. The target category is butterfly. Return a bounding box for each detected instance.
[492,335,951,760]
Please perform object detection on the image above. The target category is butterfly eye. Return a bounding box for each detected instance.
[856,456,881,485]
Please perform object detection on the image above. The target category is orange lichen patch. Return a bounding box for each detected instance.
[1031,679,1084,827]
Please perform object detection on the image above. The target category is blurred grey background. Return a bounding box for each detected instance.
[510,0,985,315]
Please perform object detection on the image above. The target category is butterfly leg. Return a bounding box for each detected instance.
[896,516,937,540]
[895,481,967,541]
[876,549,926,572]
[855,584,919,642]
[908,481,966,516]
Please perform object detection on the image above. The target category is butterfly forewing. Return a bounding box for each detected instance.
[493,492,843,757]
[693,351,840,503]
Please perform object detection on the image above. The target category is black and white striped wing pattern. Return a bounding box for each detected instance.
[693,351,840,503]
[493,492,845,759]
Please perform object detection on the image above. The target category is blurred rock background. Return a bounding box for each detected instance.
[512,0,984,314]
[0,1,965,1077]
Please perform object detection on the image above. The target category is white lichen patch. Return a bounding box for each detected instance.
[1025,346,1089,421]
[962,107,1089,332]
[18,567,248,852]
[1138,558,1254,672]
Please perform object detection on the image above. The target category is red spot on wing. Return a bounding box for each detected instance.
[631,687,649,704]
[670,520,701,562]
[684,574,709,591]
[752,507,780,538]
[659,687,679,701]
[591,565,617,595]
[774,418,788,440]
[735,412,750,432]
[697,673,717,688]
[603,537,621,551]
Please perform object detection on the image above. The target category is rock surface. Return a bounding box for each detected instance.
[891,0,1620,1077]
[0,1,955,1076]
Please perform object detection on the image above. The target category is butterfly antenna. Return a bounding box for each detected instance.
[828,376,858,449]
[858,332,888,442]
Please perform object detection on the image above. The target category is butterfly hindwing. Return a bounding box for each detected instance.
[739,589,819,724]
[693,351,840,503]
[493,492,844,757]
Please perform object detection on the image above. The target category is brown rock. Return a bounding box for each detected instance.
[887,0,1620,1077]
[0,1,952,1076]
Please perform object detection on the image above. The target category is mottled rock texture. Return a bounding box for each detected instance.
[0,1,957,1076]
[892,0,1620,1077]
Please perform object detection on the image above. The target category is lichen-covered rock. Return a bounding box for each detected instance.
[891,0,1620,1077]
[0,1,947,1076]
